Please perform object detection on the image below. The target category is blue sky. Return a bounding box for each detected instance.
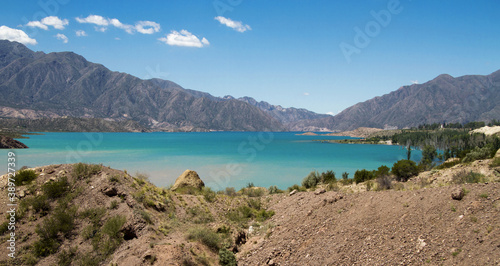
[0,0,499,115]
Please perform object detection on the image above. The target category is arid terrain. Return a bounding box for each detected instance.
[0,154,499,265]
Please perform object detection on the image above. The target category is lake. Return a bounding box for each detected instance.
[1,132,421,190]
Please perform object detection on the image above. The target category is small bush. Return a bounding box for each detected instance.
[435,159,461,169]
[246,182,255,188]
[376,175,392,190]
[31,195,51,215]
[391,160,419,182]
[0,221,9,235]
[224,187,237,197]
[137,209,153,224]
[187,206,214,224]
[268,185,283,194]
[42,176,70,199]
[490,157,500,167]
[302,171,321,189]
[202,187,217,203]
[110,200,119,209]
[375,165,390,177]
[463,146,493,163]
[187,227,221,251]
[57,247,78,266]
[14,169,38,186]
[102,215,126,239]
[321,170,336,184]
[219,248,237,266]
[452,170,485,184]
[72,163,102,179]
[353,169,375,184]
[365,180,373,191]
[287,184,306,192]
[241,187,265,197]
[342,172,349,180]
[80,207,106,226]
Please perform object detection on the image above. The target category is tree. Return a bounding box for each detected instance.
[391,160,418,182]
[375,165,390,177]
[353,169,375,184]
[421,145,437,164]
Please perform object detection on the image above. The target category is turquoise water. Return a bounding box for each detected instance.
[1,132,421,190]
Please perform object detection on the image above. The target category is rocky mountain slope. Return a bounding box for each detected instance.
[1,155,499,265]
[291,70,500,131]
[0,40,283,132]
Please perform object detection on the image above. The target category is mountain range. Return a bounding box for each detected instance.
[0,40,498,132]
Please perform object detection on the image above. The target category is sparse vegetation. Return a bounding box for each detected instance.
[72,163,102,179]
[14,169,38,186]
[391,160,419,182]
[187,227,222,251]
[452,171,485,184]
[302,171,321,188]
[42,176,70,199]
[219,247,237,266]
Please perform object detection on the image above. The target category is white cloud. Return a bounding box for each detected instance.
[214,16,251,32]
[76,15,109,26]
[26,21,48,30]
[109,18,134,34]
[411,80,419,84]
[75,30,87,37]
[158,30,209,48]
[27,16,68,30]
[326,112,335,116]
[135,21,160,34]
[55,33,68,43]
[41,16,68,30]
[76,15,160,35]
[303,92,310,96]
[0,26,37,45]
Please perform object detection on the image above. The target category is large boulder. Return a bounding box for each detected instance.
[171,170,204,191]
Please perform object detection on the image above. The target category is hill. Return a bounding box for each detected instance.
[291,70,500,131]
[0,40,283,132]
[1,155,499,265]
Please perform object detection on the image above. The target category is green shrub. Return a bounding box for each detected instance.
[463,146,493,163]
[490,157,500,167]
[80,207,106,227]
[33,238,60,257]
[241,187,265,197]
[342,172,349,180]
[391,160,419,182]
[353,169,375,184]
[435,159,461,169]
[0,221,9,235]
[255,209,275,222]
[42,176,70,199]
[268,185,283,194]
[375,165,390,177]
[72,163,102,179]
[202,187,217,203]
[219,248,237,266]
[110,200,119,209]
[14,169,38,186]
[287,184,306,192]
[57,247,78,266]
[102,215,126,239]
[137,209,153,224]
[302,171,321,189]
[321,170,336,184]
[31,195,51,215]
[187,227,221,251]
[452,170,485,184]
[187,206,214,224]
[246,182,255,188]
[224,187,237,197]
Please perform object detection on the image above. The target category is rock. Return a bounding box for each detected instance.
[18,190,25,198]
[324,193,344,204]
[154,202,166,212]
[314,188,326,195]
[171,170,204,191]
[267,258,275,265]
[103,187,118,196]
[451,187,464,200]
[249,226,254,234]
[289,189,297,196]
